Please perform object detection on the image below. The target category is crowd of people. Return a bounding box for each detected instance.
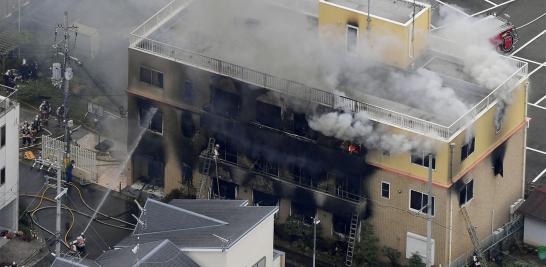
[20,100,65,146]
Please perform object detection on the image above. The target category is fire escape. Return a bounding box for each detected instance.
[198,138,216,199]
[460,206,488,267]
[345,213,359,267]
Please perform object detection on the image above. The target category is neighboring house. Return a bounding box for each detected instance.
[518,185,546,247]
[126,0,528,265]
[0,86,19,245]
[51,199,284,267]
[51,239,200,267]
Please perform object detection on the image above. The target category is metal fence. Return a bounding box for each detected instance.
[41,135,97,183]
[450,215,524,267]
[129,0,528,141]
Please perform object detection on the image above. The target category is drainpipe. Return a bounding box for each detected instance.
[521,81,529,198]
[447,143,455,265]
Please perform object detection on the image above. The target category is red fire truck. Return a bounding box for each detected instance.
[486,14,519,53]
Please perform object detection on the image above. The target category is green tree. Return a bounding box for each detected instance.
[382,246,402,266]
[353,221,380,266]
[408,253,425,267]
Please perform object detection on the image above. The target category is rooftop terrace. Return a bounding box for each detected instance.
[129,0,527,141]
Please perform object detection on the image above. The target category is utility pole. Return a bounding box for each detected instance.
[312,217,320,267]
[51,11,77,258]
[426,154,433,267]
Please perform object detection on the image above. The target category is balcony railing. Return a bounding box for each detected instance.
[129,0,528,141]
[200,154,363,203]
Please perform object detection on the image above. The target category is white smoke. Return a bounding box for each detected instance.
[309,112,432,154]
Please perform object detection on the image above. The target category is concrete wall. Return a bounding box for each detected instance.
[523,217,546,247]
[0,104,19,231]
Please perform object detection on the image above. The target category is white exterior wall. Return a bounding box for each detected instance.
[523,217,546,247]
[185,215,275,267]
[0,103,19,231]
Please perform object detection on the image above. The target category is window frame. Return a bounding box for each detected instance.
[409,189,435,216]
[0,167,5,185]
[459,179,474,207]
[410,152,436,170]
[381,181,390,199]
[138,102,163,135]
[0,125,5,147]
[346,24,359,52]
[183,80,193,103]
[139,66,164,89]
[461,137,475,161]
[251,256,266,267]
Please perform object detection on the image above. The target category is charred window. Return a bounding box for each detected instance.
[0,125,5,147]
[183,80,193,103]
[139,66,163,88]
[212,89,240,118]
[256,101,282,129]
[333,214,351,235]
[254,156,279,176]
[180,111,195,138]
[0,167,4,185]
[410,190,435,216]
[492,143,506,177]
[461,137,475,161]
[138,100,163,134]
[411,152,436,170]
[459,180,474,206]
[289,165,320,188]
[294,113,310,136]
[291,202,316,225]
[253,190,279,206]
[214,134,238,164]
[147,159,165,187]
[211,179,237,199]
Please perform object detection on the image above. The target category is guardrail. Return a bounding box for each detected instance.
[129,1,528,141]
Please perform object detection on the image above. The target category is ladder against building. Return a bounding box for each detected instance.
[460,206,488,267]
[345,213,359,267]
[198,138,216,199]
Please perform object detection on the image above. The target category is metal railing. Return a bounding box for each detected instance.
[129,1,528,141]
[0,85,18,117]
[450,215,524,267]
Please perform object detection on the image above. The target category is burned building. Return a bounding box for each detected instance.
[126,0,528,265]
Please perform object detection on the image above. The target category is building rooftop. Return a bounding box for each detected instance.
[518,185,546,222]
[130,0,527,140]
[51,239,200,267]
[115,199,277,250]
[323,0,426,24]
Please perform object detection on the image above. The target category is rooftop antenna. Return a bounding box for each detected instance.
[211,233,230,252]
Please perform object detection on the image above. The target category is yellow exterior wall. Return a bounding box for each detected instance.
[318,1,430,69]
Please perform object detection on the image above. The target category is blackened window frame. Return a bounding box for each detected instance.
[411,152,436,170]
[0,167,5,185]
[459,180,474,207]
[139,66,164,89]
[0,125,5,147]
[461,137,475,161]
[137,100,163,135]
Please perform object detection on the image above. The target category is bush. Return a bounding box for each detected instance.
[408,253,425,267]
[353,221,380,266]
[383,246,401,266]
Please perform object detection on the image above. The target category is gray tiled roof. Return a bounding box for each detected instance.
[96,239,200,267]
[51,240,200,267]
[116,199,277,250]
[50,256,99,267]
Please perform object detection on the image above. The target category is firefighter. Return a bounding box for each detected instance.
[56,105,65,127]
[471,253,482,266]
[39,100,51,125]
[66,160,75,184]
[21,126,31,146]
[70,234,86,256]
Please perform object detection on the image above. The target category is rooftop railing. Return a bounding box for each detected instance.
[0,85,18,117]
[129,0,528,141]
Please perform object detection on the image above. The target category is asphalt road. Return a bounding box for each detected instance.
[436,0,546,190]
[19,162,138,260]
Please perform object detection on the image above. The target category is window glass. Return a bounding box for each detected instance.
[0,167,5,185]
[410,190,435,215]
[411,153,436,169]
[347,25,358,52]
[183,80,193,103]
[139,66,151,84]
[0,125,5,147]
[459,180,474,206]
[461,137,475,161]
[381,182,390,199]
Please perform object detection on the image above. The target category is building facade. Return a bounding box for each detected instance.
[126,0,528,265]
[0,86,19,236]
